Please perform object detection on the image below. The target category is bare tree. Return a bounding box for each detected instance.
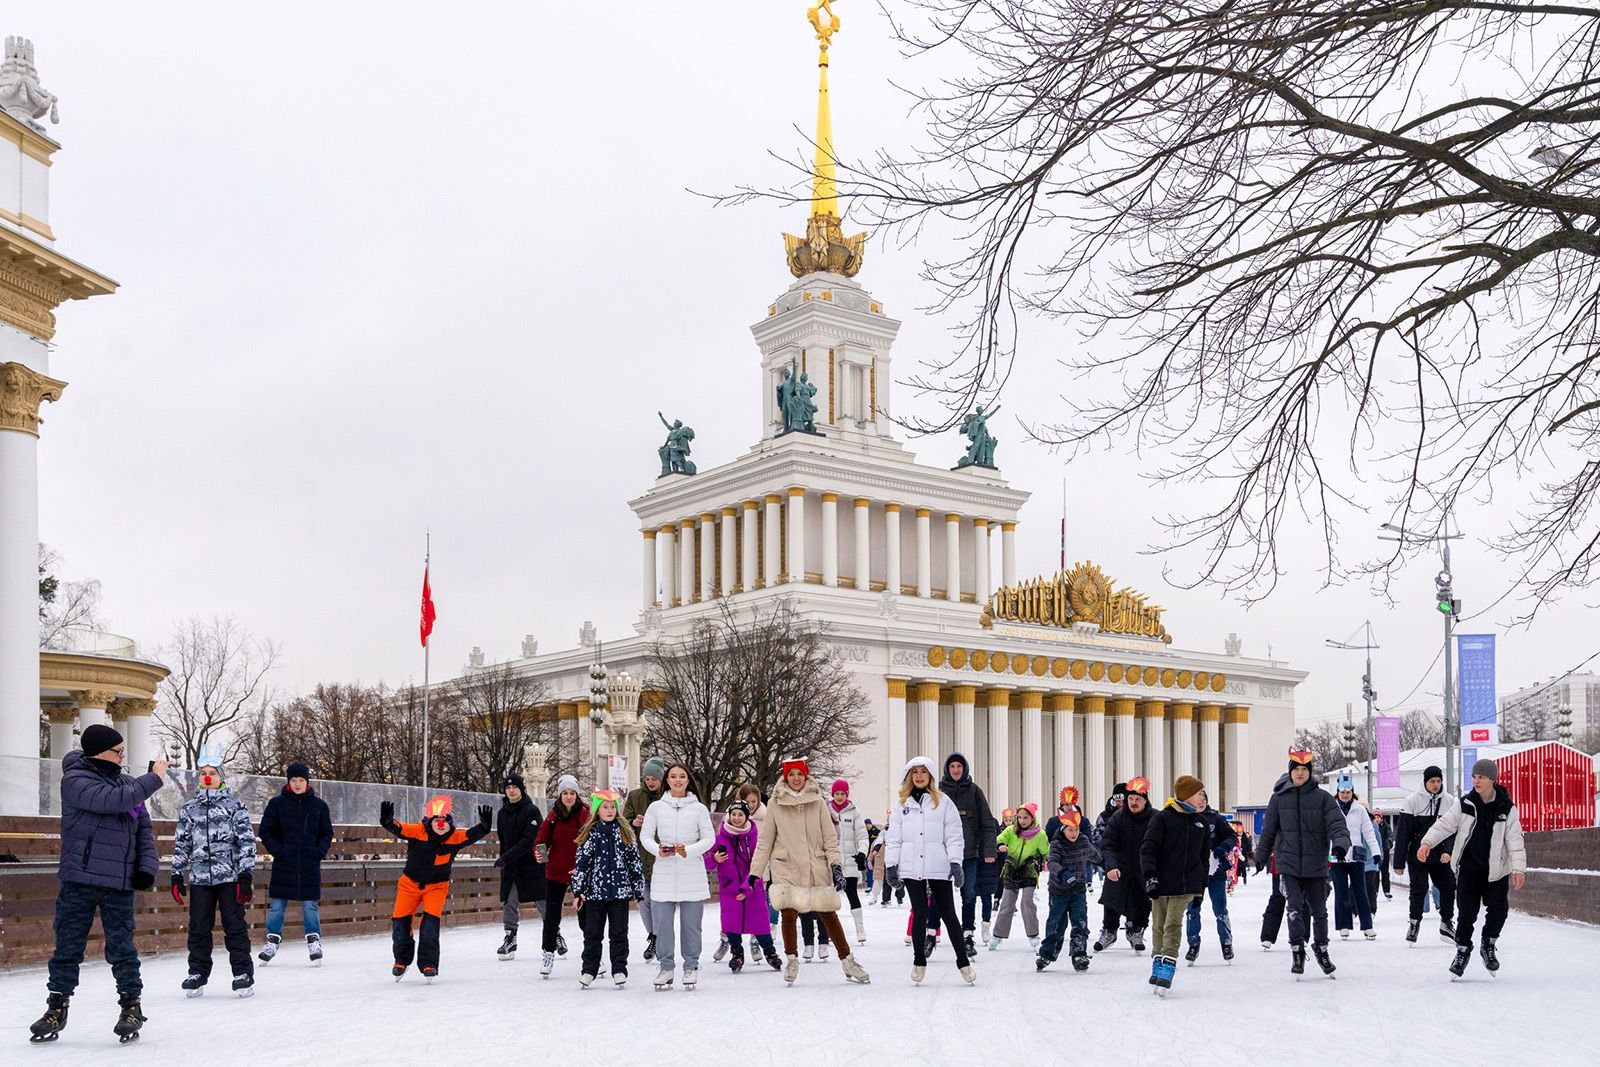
[1293,720,1349,777]
[37,544,104,648]
[744,1,1600,612]
[452,661,552,789]
[1398,708,1445,751]
[155,616,280,767]
[646,599,872,809]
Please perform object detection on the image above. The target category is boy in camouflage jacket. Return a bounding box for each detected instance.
[170,744,258,994]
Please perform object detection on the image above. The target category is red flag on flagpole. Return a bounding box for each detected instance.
[420,566,437,647]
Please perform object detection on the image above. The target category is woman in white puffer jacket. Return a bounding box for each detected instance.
[640,764,715,988]
[885,756,975,984]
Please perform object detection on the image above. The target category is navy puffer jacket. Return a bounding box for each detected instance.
[260,786,333,900]
[57,750,163,891]
[1253,771,1351,878]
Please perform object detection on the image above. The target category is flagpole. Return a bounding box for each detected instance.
[422,531,431,794]
[1059,476,1067,572]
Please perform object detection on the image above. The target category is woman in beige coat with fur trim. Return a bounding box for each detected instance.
[749,758,871,986]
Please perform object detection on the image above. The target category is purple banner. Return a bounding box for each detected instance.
[1375,717,1401,789]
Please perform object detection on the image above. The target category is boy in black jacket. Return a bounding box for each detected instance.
[1140,775,1211,994]
[1036,811,1101,972]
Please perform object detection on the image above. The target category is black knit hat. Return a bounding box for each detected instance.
[80,723,123,758]
[504,772,527,792]
[1423,765,1443,783]
[728,800,751,818]
[285,762,311,780]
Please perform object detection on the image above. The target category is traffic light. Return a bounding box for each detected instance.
[1434,570,1460,617]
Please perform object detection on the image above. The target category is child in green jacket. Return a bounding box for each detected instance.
[988,803,1051,950]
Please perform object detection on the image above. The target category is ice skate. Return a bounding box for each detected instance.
[1071,953,1090,972]
[232,973,254,997]
[496,929,517,961]
[784,955,801,983]
[923,934,938,959]
[1094,928,1117,952]
[764,947,783,971]
[988,936,1002,951]
[579,972,595,988]
[1406,919,1420,944]
[1185,942,1200,965]
[1449,944,1472,979]
[1364,929,1377,940]
[555,931,569,957]
[1339,929,1350,939]
[1128,927,1147,954]
[258,932,281,963]
[683,966,699,989]
[842,955,871,984]
[1439,920,1456,944]
[392,964,407,980]
[980,920,991,943]
[28,992,69,1043]
[714,934,730,962]
[613,971,628,987]
[1028,936,1040,950]
[803,943,815,961]
[182,973,206,998]
[729,944,745,973]
[306,932,323,965]
[853,909,867,944]
[1261,940,1273,951]
[1312,943,1336,978]
[420,965,438,982]
[963,931,978,958]
[113,995,144,1044]
[818,941,831,961]
[911,964,926,984]
[959,964,977,984]
[642,933,657,962]
[540,950,555,978]
[654,966,674,990]
[1221,941,1234,962]
[1290,944,1306,978]
[1480,937,1499,974]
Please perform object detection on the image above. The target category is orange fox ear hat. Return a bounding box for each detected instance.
[424,795,453,820]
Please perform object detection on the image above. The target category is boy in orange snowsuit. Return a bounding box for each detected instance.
[380,796,492,979]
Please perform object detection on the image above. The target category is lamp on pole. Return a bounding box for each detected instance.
[1327,623,1379,800]
[1557,702,1574,746]
[606,669,644,789]
[1380,517,1465,793]
[587,647,610,786]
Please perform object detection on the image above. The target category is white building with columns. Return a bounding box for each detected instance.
[461,14,1306,815]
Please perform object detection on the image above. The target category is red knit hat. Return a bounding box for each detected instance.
[781,758,810,780]
[830,778,850,796]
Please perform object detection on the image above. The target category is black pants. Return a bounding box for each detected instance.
[1283,874,1329,948]
[392,913,443,971]
[842,877,862,910]
[187,882,253,980]
[1261,872,1286,944]
[580,899,629,976]
[905,878,970,967]
[1455,864,1509,946]
[800,911,819,945]
[1365,870,1382,911]
[543,880,569,952]
[47,881,142,998]
[1406,856,1456,923]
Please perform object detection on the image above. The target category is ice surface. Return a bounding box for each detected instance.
[4,876,1595,1063]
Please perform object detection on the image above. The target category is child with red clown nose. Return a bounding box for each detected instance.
[380,794,493,980]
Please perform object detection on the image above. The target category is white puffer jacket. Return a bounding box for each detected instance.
[641,792,715,902]
[885,788,965,881]
[836,800,867,869]
[1339,799,1383,863]
[1421,785,1527,882]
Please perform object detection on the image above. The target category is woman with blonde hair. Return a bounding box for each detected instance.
[885,756,975,984]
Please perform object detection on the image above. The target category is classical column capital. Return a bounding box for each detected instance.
[1169,700,1196,720]
[973,518,989,529]
[699,512,717,524]
[1078,694,1108,714]
[951,684,977,705]
[1110,696,1138,716]
[944,512,961,524]
[852,497,870,509]
[913,681,942,703]
[111,697,157,718]
[1001,521,1017,532]
[1139,699,1167,719]
[820,492,839,504]
[1224,705,1250,724]
[764,493,783,504]
[1047,692,1076,714]
[884,502,901,513]
[984,687,1012,709]
[69,689,118,709]
[915,507,931,519]
[43,701,78,725]
[886,678,908,700]
[788,486,805,498]
[1019,691,1044,710]
[0,361,67,436]
[642,528,658,539]
[720,506,737,517]
[743,499,760,510]
[1198,702,1224,722]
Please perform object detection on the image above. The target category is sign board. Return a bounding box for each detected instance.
[1460,723,1499,747]
[607,754,629,792]
[1456,634,1498,791]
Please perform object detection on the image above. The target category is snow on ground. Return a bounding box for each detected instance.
[4,875,1597,1064]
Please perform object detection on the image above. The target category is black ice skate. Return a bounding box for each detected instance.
[496,929,517,961]
[1185,943,1200,965]
[764,947,782,971]
[182,973,206,998]
[1128,927,1147,954]
[258,932,281,963]
[1406,919,1420,944]
[113,996,145,1043]
[28,992,69,1043]
[1312,943,1336,978]
[1290,944,1306,978]
[642,933,657,962]
[1439,919,1456,943]
[555,931,568,958]
[1479,937,1499,975]
[1449,944,1472,979]
[392,964,407,980]
[729,944,745,973]
[232,973,254,997]
[1221,941,1234,962]
[306,932,323,964]
[1093,928,1117,952]
[420,965,438,983]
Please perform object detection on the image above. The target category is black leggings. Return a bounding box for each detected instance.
[905,878,970,967]
[542,880,569,953]
[842,877,862,910]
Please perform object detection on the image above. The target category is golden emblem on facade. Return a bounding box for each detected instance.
[989,562,1171,643]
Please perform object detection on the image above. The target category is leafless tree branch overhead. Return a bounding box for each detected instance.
[793,0,1600,608]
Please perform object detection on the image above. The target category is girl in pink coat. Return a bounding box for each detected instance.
[706,802,780,972]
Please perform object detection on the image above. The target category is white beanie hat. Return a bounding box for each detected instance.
[555,774,580,795]
[901,756,938,780]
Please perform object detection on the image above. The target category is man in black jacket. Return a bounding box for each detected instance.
[1394,765,1458,943]
[1096,777,1155,953]
[494,773,546,960]
[939,752,998,956]
[1253,749,1350,978]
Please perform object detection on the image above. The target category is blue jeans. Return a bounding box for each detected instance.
[48,881,141,997]
[1038,888,1088,962]
[266,897,322,936]
[1331,861,1373,932]
[1185,869,1232,946]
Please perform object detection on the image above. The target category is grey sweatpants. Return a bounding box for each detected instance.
[992,885,1039,939]
[502,884,547,931]
[649,898,704,971]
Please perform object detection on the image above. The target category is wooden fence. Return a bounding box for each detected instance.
[0,815,512,969]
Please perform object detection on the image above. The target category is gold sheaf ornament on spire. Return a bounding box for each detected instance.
[784,2,867,278]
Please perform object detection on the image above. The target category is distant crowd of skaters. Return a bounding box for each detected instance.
[29,723,1530,1043]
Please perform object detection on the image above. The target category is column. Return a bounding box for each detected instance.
[914,682,941,759]
[698,512,716,601]
[71,689,115,730]
[1001,521,1018,587]
[44,703,76,759]
[719,507,737,594]
[1224,705,1251,810]
[1,363,65,762]
[1111,696,1138,787]
[985,688,1012,807]
[641,529,658,608]
[120,698,157,770]
[887,679,908,805]
[952,685,977,762]
[1081,695,1108,811]
[1049,693,1076,796]
[679,519,696,603]
[973,519,990,604]
[740,501,758,591]
[659,524,677,607]
[1170,701,1196,778]
[944,513,962,603]
[915,508,932,598]
[884,503,902,594]
[820,492,839,586]
[852,498,870,590]
[763,495,782,586]
[1141,700,1167,804]
[1198,703,1222,804]
[786,487,806,584]
[1021,690,1044,810]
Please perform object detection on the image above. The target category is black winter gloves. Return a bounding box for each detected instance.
[1144,877,1160,897]
[854,852,867,872]
[236,871,253,904]
[832,864,845,892]
[478,805,493,830]
[170,873,186,905]
[886,865,901,889]
[379,800,395,825]
[949,862,964,888]
[131,870,155,891]
[1332,846,1348,862]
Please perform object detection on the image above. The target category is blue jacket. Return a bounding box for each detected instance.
[260,786,333,900]
[570,820,646,903]
[57,750,162,891]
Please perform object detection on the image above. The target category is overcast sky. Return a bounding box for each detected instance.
[21,2,1597,731]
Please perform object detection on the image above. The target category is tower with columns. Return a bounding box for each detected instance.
[0,43,117,774]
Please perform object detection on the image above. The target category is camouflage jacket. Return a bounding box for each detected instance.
[172,787,257,885]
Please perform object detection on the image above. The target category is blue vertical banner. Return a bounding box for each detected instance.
[1456,634,1498,791]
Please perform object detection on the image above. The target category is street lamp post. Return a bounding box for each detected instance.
[1380,518,1465,791]
[1558,702,1574,746]
[1327,623,1379,801]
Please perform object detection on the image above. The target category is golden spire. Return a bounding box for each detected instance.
[784,2,867,278]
